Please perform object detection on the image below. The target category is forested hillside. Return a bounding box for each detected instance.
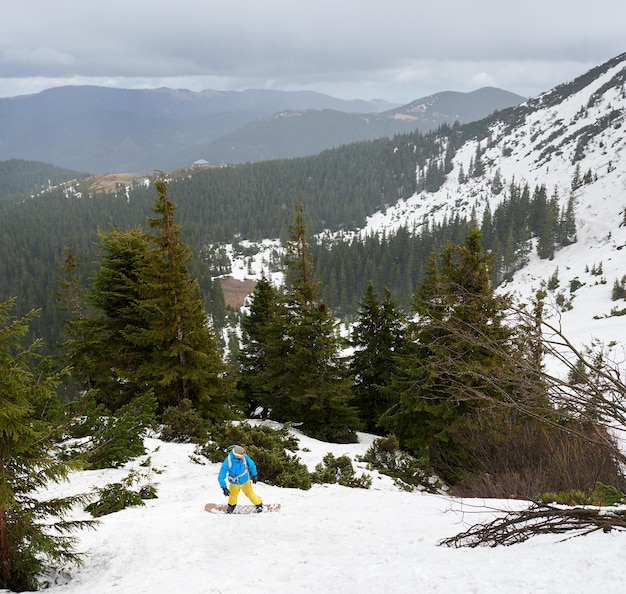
[1,52,624,353]
[312,178,577,317]
[0,128,433,350]
[0,159,89,205]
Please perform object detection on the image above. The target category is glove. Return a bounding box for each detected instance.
[252,475,258,484]
[222,487,230,497]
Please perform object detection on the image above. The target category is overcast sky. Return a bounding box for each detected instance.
[1,0,624,103]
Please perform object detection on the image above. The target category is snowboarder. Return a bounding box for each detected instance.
[218,445,264,513]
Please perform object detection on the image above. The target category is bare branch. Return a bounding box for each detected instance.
[440,503,626,548]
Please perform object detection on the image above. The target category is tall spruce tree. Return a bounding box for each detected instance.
[558,193,577,246]
[0,299,91,592]
[127,175,228,417]
[62,227,153,411]
[262,201,361,442]
[62,176,229,420]
[238,274,283,416]
[381,223,521,481]
[350,283,406,433]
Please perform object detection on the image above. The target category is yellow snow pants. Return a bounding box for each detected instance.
[228,479,262,506]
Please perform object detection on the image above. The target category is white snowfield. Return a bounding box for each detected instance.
[36,428,626,594]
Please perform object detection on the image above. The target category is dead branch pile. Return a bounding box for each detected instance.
[439,503,626,547]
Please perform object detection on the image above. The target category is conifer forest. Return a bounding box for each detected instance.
[1,109,623,591]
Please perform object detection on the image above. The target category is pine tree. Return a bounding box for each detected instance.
[531,185,559,259]
[283,199,318,302]
[57,247,85,319]
[263,201,361,442]
[128,175,228,417]
[471,143,484,177]
[443,141,455,174]
[558,194,577,246]
[62,176,229,420]
[381,223,521,481]
[350,283,406,433]
[238,274,283,416]
[0,299,91,592]
[571,163,582,192]
[491,168,504,195]
[62,226,153,411]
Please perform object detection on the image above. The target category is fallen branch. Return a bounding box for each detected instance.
[439,503,626,547]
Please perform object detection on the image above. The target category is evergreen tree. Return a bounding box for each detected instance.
[128,175,228,417]
[381,223,522,481]
[491,168,504,195]
[424,160,445,192]
[62,176,229,420]
[62,226,153,411]
[535,187,558,259]
[238,274,283,416]
[571,163,582,192]
[283,199,318,301]
[57,247,86,319]
[0,299,91,592]
[471,143,484,177]
[443,141,455,174]
[350,283,406,433]
[558,194,577,246]
[457,164,466,184]
[264,201,361,442]
[480,202,493,250]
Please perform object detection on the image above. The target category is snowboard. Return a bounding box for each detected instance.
[205,503,281,514]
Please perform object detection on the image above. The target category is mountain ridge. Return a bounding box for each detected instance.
[186,87,526,167]
[1,53,625,354]
[0,85,525,173]
[339,52,626,349]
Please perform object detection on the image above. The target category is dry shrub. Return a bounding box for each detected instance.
[447,411,625,499]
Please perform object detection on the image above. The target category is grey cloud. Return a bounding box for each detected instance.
[0,0,624,101]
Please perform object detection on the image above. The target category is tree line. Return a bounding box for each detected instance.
[2,178,624,590]
[310,178,579,318]
[0,114,583,353]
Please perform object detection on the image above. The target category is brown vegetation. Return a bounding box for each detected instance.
[440,503,626,548]
[218,277,257,309]
[75,173,138,194]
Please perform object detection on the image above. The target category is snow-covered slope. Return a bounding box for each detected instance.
[360,55,626,236]
[346,53,626,352]
[39,427,626,594]
[230,54,626,354]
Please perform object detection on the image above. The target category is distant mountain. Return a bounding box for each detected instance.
[180,87,526,167]
[173,109,419,167]
[0,85,524,174]
[0,86,393,174]
[382,87,528,127]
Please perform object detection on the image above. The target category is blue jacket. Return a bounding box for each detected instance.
[218,453,258,489]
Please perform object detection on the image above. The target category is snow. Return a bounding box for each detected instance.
[218,55,626,358]
[25,58,626,593]
[34,427,626,594]
[321,55,626,359]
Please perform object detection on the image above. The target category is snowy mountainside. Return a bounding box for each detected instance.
[353,53,626,350]
[223,54,626,352]
[358,54,626,240]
